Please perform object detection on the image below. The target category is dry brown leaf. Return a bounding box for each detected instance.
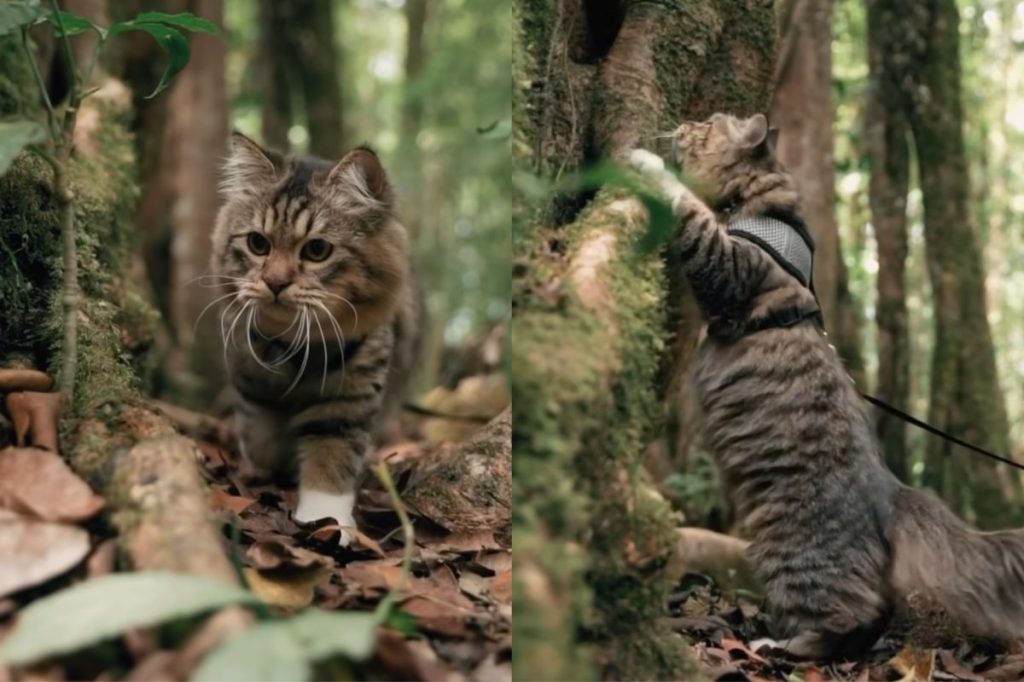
[374,629,452,682]
[0,448,105,522]
[425,530,502,554]
[246,540,333,578]
[490,571,511,605]
[0,511,90,598]
[937,650,985,681]
[4,392,61,451]
[889,646,935,682]
[720,637,768,665]
[243,566,331,608]
[474,552,512,574]
[208,486,255,515]
[0,369,53,393]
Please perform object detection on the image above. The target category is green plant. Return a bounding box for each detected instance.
[0,0,216,404]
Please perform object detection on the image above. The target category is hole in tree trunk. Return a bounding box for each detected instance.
[569,0,626,64]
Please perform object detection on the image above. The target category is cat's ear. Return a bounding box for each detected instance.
[221,132,280,197]
[765,127,780,155]
[738,113,769,150]
[326,146,394,210]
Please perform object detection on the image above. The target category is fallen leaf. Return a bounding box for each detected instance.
[373,628,451,682]
[890,646,936,682]
[243,541,333,608]
[721,637,768,665]
[0,369,53,393]
[4,393,61,452]
[0,448,105,522]
[0,511,90,598]
[208,487,255,515]
[938,650,985,681]
[490,570,511,605]
[245,540,332,578]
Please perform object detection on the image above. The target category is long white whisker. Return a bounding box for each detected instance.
[268,308,309,367]
[194,290,242,336]
[186,274,250,289]
[218,296,245,350]
[246,307,281,373]
[223,301,252,370]
[312,300,347,391]
[310,307,329,396]
[319,292,360,334]
[283,306,311,396]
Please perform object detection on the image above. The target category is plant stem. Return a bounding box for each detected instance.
[373,461,414,599]
[50,0,81,404]
[20,28,58,140]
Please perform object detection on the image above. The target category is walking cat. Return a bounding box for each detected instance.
[631,113,1024,658]
[212,133,419,545]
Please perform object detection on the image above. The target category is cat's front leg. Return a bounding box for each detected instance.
[628,149,704,219]
[293,430,370,546]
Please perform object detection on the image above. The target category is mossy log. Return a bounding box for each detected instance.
[0,38,236,584]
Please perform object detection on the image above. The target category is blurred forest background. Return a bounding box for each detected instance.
[126,0,511,405]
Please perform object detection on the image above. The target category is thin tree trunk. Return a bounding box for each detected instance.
[291,0,344,157]
[866,0,911,480]
[258,0,291,151]
[770,0,865,385]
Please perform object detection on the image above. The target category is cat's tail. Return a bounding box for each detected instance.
[888,486,1024,640]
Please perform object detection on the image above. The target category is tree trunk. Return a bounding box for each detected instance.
[769,0,865,385]
[876,0,1018,525]
[866,0,911,480]
[512,1,776,678]
[257,0,344,156]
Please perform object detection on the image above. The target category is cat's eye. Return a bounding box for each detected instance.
[246,232,271,256]
[301,238,333,262]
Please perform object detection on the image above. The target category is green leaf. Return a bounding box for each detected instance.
[108,22,190,98]
[0,572,260,666]
[192,610,379,682]
[0,1,44,37]
[0,120,47,176]
[477,119,511,140]
[129,11,218,34]
[47,10,105,38]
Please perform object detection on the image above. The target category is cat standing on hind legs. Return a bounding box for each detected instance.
[631,112,1024,659]
[211,132,419,546]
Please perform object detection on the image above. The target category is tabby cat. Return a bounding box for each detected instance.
[631,113,1024,658]
[212,133,419,545]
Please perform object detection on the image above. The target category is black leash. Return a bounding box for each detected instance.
[862,393,1024,472]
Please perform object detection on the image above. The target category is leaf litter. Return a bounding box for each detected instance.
[670,571,1024,681]
[0,365,510,680]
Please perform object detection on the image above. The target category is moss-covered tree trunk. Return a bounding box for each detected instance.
[872,0,1019,524]
[512,1,775,678]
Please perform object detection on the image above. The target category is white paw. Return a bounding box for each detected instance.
[294,489,356,546]
[629,148,665,175]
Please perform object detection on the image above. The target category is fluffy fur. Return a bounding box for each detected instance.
[212,133,419,545]
[633,112,1024,658]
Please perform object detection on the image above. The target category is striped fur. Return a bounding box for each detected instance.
[212,133,419,545]
[639,113,1024,658]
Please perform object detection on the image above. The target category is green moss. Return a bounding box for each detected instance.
[512,191,695,681]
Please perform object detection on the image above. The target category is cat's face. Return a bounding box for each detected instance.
[671,112,778,201]
[212,135,408,340]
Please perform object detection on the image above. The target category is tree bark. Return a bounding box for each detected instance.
[769,0,864,385]
[513,1,775,678]
[866,0,911,480]
[257,0,344,156]
[874,0,1018,524]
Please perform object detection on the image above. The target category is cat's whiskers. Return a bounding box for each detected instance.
[310,307,330,395]
[283,305,312,396]
[320,291,360,334]
[267,307,309,367]
[195,289,243,336]
[186,274,250,289]
[223,300,253,371]
[245,306,282,373]
[311,299,348,391]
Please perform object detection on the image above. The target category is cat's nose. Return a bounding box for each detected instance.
[263,276,291,297]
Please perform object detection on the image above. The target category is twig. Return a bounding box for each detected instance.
[20,28,58,139]
[372,461,414,611]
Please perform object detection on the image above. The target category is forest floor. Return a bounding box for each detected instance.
[671,572,1024,681]
[0,376,510,681]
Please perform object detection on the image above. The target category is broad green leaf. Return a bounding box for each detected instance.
[47,10,105,38]
[192,609,379,682]
[0,572,260,666]
[128,11,218,34]
[0,1,43,37]
[0,120,47,176]
[108,22,190,98]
